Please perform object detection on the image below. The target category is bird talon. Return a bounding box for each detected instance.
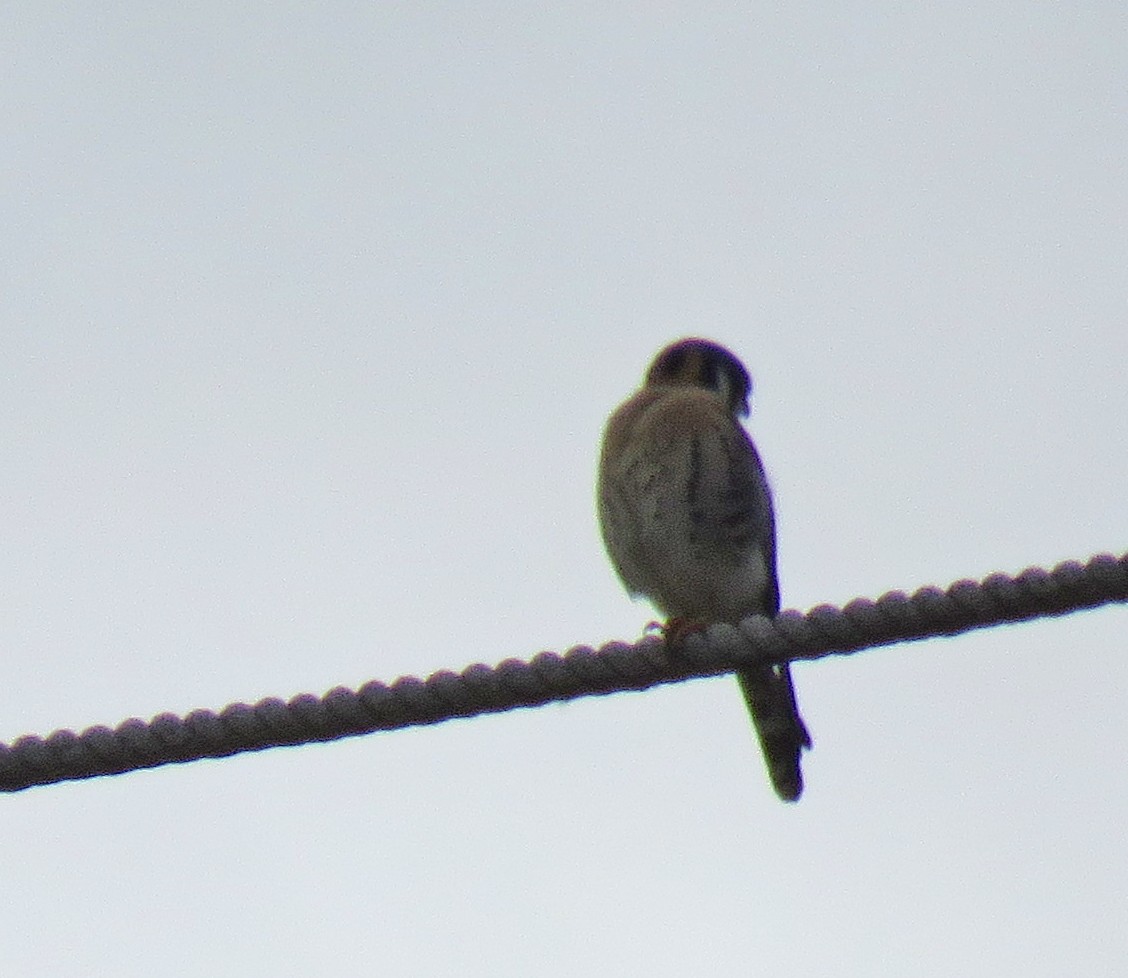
[661,617,707,646]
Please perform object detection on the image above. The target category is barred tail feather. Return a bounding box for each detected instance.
[736,664,812,802]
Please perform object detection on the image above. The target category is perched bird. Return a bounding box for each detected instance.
[597,338,811,801]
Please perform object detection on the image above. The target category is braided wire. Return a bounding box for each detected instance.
[2,551,1125,793]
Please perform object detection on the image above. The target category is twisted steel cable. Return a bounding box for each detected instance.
[1,551,1125,793]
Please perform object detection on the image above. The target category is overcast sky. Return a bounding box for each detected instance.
[3,3,1127,975]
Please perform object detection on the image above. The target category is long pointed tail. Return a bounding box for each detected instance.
[736,664,812,802]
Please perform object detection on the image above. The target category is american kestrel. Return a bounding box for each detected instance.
[598,338,812,801]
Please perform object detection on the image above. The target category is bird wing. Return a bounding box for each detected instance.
[601,388,779,619]
[679,411,780,614]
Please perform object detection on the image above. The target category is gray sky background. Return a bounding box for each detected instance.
[3,3,1127,975]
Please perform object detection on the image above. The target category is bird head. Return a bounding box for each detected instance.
[644,338,752,417]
